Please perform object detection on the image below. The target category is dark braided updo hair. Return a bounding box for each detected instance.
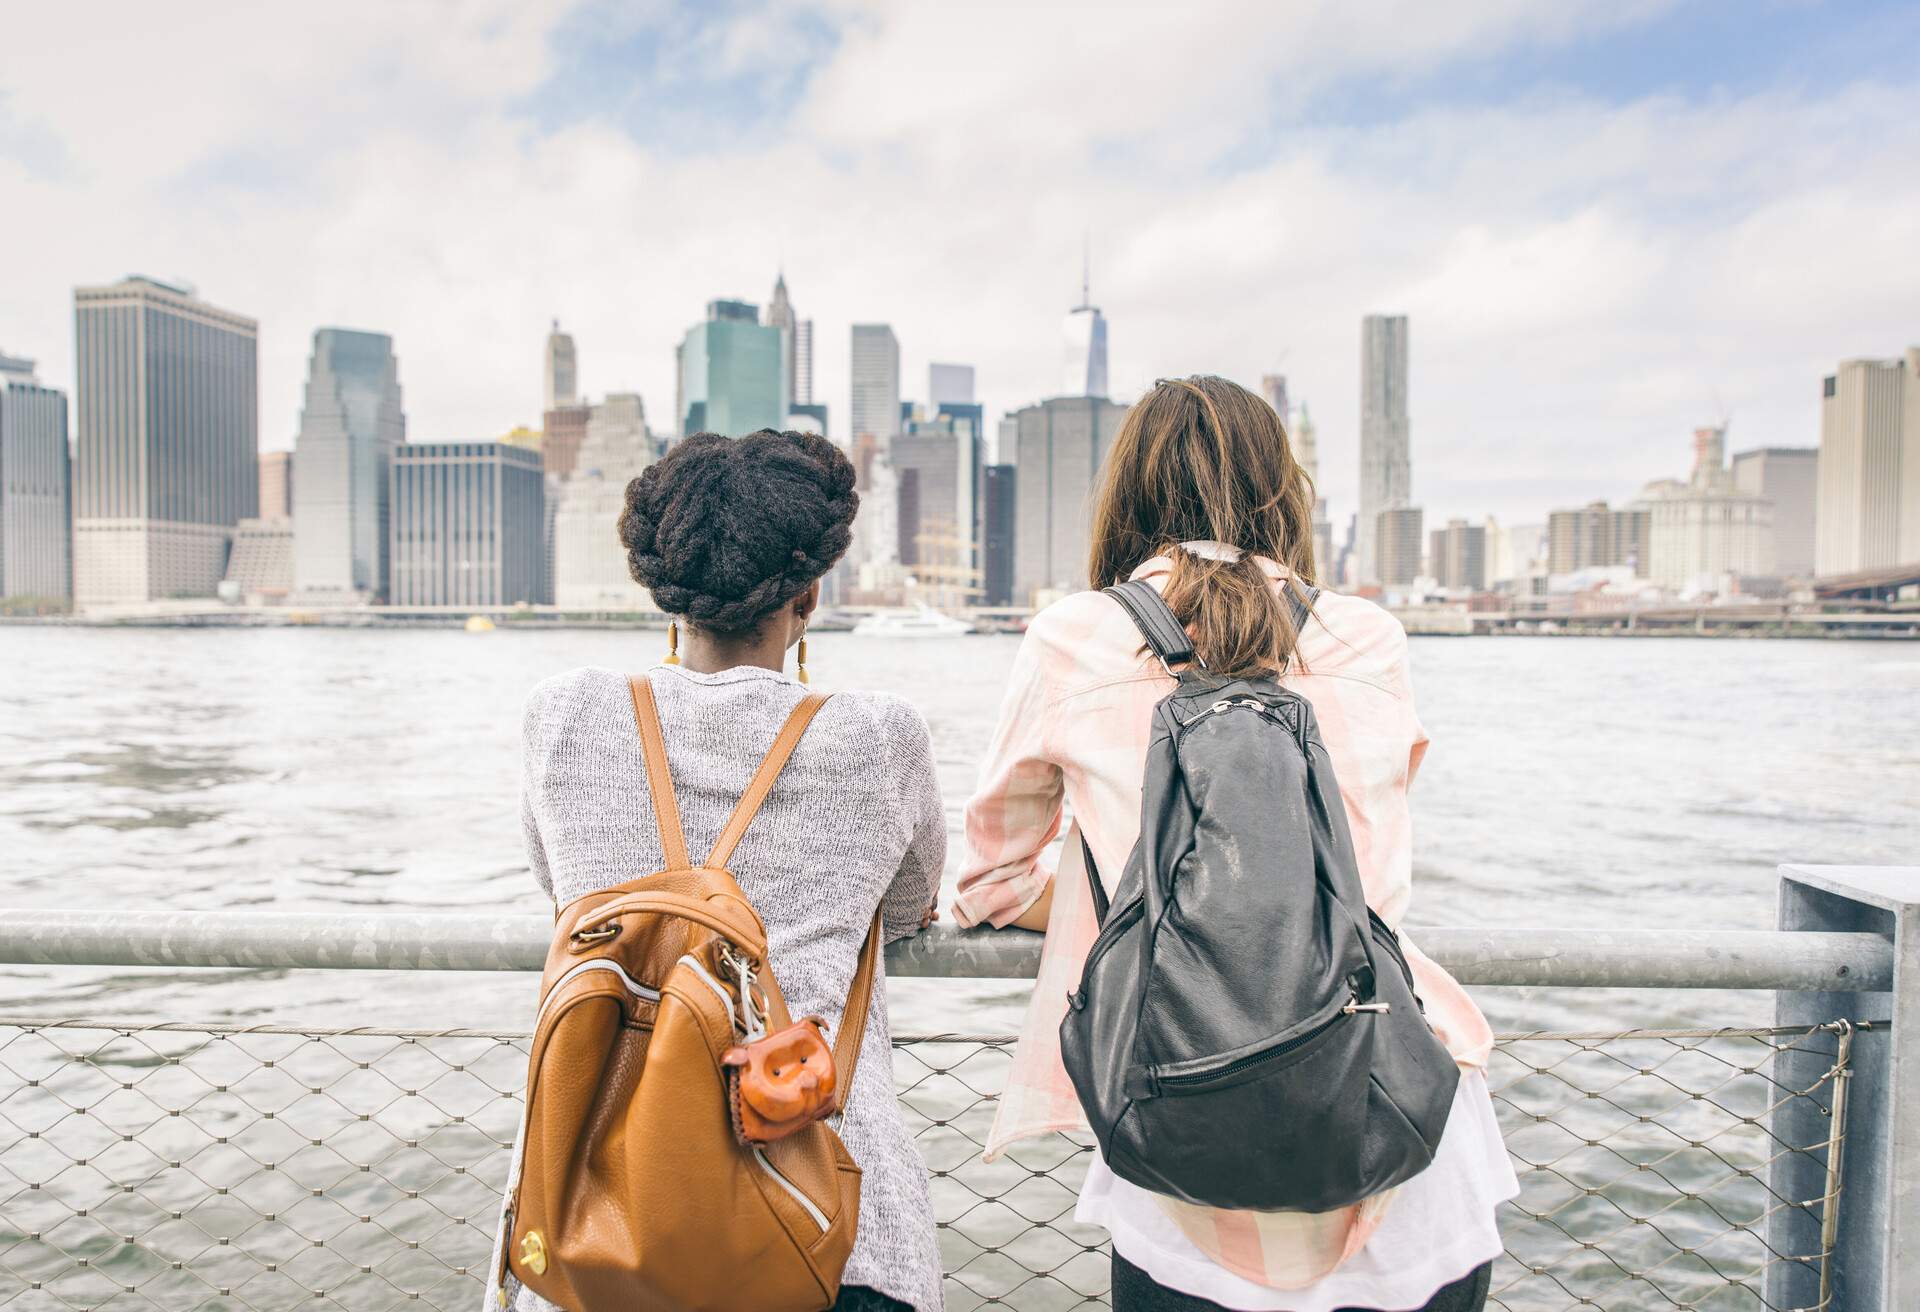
[619,429,858,636]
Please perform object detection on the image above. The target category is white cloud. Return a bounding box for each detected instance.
[0,0,1915,529]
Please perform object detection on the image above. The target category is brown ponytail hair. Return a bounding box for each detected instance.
[1087,375,1317,678]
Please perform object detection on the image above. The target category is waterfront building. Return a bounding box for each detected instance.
[221,518,293,602]
[929,363,975,409]
[1489,519,1548,584]
[554,393,655,611]
[1011,395,1129,604]
[1376,505,1425,588]
[258,451,293,521]
[981,464,1016,607]
[389,442,544,607]
[1816,349,1919,575]
[1643,426,1773,592]
[851,324,901,444]
[678,301,782,438]
[1547,501,1650,576]
[0,354,71,601]
[766,274,797,418]
[72,276,257,606]
[1731,447,1819,578]
[793,320,815,408]
[544,321,578,412]
[292,329,405,604]
[1358,315,1411,585]
[1428,518,1486,592]
[541,403,590,480]
[1061,259,1110,400]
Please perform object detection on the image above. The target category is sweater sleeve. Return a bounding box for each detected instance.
[521,687,554,902]
[878,698,946,942]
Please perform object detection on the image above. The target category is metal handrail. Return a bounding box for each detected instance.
[0,908,1892,990]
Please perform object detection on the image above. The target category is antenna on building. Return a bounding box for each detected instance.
[1079,231,1091,309]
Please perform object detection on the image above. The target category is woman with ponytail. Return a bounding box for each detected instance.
[955,378,1513,1312]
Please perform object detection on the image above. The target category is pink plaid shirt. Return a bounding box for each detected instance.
[954,554,1494,1287]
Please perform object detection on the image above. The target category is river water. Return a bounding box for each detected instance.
[1,626,1916,1038]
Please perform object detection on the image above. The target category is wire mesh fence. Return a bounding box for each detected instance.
[0,1017,1850,1311]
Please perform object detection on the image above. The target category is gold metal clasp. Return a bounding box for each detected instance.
[518,1230,548,1276]
[568,922,620,951]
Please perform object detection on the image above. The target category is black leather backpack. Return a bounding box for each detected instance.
[1060,579,1458,1212]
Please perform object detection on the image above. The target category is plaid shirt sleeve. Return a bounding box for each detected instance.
[953,624,1063,929]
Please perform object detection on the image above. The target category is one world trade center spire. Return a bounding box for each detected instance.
[1061,241,1109,399]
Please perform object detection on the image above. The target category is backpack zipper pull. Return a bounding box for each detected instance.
[1342,999,1391,1014]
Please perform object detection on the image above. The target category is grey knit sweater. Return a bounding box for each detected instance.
[487,663,947,1312]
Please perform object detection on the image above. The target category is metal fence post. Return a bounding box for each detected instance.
[1773,866,1920,1311]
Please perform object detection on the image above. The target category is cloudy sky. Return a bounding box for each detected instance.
[2,0,1916,528]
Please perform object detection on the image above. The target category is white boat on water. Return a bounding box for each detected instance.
[851,605,975,638]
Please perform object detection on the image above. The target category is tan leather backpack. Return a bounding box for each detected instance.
[499,675,880,1311]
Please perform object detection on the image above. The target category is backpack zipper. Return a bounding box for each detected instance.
[752,1146,830,1231]
[533,958,661,1027]
[1151,989,1383,1093]
[676,953,739,1014]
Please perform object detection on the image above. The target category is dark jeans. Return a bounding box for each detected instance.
[1112,1252,1492,1312]
[834,1286,913,1312]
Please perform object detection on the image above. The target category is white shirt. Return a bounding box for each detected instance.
[1076,1072,1517,1311]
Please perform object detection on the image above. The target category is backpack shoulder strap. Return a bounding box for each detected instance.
[1103,578,1197,671]
[628,674,691,871]
[832,913,883,1113]
[704,692,833,870]
[1288,584,1320,636]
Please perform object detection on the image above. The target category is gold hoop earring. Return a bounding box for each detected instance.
[796,628,810,685]
[663,619,681,666]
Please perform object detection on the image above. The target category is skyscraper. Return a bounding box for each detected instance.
[1061,262,1110,399]
[292,329,405,602]
[258,451,293,520]
[981,464,1017,607]
[678,301,783,437]
[554,393,656,610]
[1358,314,1411,585]
[1428,519,1486,592]
[1293,401,1321,491]
[1732,447,1819,577]
[894,408,984,601]
[1260,374,1290,428]
[766,274,797,419]
[0,353,71,602]
[929,363,975,408]
[389,442,544,606]
[850,324,901,444]
[1375,506,1424,589]
[541,403,591,480]
[72,276,257,606]
[793,320,815,408]
[544,321,578,412]
[1012,394,1129,604]
[1816,350,1919,575]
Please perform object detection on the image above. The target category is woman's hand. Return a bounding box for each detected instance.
[920,901,940,930]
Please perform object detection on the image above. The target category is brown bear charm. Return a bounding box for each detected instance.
[722,1017,839,1145]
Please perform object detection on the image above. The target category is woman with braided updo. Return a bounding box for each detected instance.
[491,430,946,1312]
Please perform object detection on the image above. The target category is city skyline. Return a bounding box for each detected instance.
[2,4,1916,529]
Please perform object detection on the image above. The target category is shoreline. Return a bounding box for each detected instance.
[1,612,1914,638]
